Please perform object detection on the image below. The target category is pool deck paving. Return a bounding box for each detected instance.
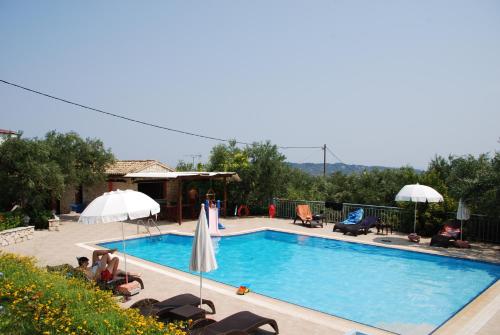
[2,216,499,335]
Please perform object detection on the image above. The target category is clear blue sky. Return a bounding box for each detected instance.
[1,1,499,170]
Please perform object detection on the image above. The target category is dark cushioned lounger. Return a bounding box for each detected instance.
[190,311,279,335]
[107,275,144,289]
[341,216,378,236]
[131,293,216,319]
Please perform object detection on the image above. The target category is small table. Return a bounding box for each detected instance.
[169,305,206,321]
[376,222,393,235]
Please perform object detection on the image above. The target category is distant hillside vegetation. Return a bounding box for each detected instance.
[288,162,394,175]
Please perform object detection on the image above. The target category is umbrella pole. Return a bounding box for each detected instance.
[121,221,128,284]
[414,202,417,234]
[200,271,203,309]
[460,220,463,240]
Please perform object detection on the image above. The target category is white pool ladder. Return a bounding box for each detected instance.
[137,218,162,238]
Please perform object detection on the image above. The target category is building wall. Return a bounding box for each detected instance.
[59,180,138,214]
[59,187,77,214]
[83,180,137,205]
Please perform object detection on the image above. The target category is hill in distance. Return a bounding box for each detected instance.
[288,162,400,175]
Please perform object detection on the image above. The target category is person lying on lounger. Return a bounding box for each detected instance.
[77,249,119,282]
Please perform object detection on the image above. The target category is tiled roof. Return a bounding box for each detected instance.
[106,160,175,175]
[0,129,18,135]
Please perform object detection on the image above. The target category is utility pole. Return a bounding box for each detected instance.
[185,154,202,168]
[323,144,327,177]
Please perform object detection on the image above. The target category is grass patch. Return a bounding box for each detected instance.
[0,252,187,335]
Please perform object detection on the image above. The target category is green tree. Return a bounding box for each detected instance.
[446,153,499,217]
[176,160,205,172]
[0,132,114,227]
[0,138,63,213]
[206,141,288,212]
[245,141,288,205]
[44,131,114,186]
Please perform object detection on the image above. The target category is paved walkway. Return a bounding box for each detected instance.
[2,216,499,335]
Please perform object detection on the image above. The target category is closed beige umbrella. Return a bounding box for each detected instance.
[190,204,218,309]
[456,198,470,240]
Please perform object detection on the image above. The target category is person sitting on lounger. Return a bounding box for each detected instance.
[77,249,119,282]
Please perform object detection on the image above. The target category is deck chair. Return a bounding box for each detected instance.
[190,311,279,335]
[430,221,470,248]
[46,264,144,292]
[340,216,379,236]
[131,293,216,320]
[293,204,323,228]
[333,208,364,232]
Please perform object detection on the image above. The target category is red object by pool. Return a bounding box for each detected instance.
[268,204,276,218]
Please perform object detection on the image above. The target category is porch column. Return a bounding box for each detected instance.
[223,177,227,217]
[163,180,168,220]
[178,179,183,225]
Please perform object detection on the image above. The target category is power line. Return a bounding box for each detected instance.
[280,146,323,149]
[1,79,252,145]
[326,146,344,164]
[0,78,334,151]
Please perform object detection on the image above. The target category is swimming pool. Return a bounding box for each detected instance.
[100,230,500,334]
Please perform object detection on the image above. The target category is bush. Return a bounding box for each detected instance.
[0,252,187,335]
[0,211,23,231]
[24,209,53,230]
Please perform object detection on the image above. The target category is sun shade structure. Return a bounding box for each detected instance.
[124,171,240,224]
[395,183,444,233]
[79,189,160,281]
[189,204,218,310]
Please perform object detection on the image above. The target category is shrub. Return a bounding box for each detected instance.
[24,209,53,230]
[0,252,187,335]
[0,212,23,231]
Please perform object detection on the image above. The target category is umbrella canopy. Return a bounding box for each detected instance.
[395,183,444,203]
[79,189,160,224]
[190,204,218,309]
[456,198,470,221]
[78,189,160,281]
[395,183,444,234]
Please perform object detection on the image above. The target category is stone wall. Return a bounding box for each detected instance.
[0,226,35,247]
[83,180,137,206]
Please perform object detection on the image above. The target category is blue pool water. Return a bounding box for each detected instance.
[100,231,500,334]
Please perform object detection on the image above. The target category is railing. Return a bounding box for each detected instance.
[446,213,500,244]
[273,198,500,244]
[273,198,410,232]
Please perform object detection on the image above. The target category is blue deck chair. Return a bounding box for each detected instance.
[333,208,364,232]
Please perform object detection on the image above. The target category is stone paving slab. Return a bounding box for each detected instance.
[1,216,499,335]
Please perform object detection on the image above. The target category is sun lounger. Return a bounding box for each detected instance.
[293,204,323,228]
[333,208,364,232]
[46,264,144,292]
[430,221,470,248]
[340,216,378,236]
[190,311,279,335]
[131,293,216,320]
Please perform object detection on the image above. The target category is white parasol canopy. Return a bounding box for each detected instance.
[189,204,218,309]
[79,189,160,281]
[79,189,160,224]
[456,198,470,240]
[395,183,444,233]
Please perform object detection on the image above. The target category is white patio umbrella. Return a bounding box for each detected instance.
[78,189,160,281]
[189,204,218,309]
[395,183,444,233]
[456,198,470,240]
